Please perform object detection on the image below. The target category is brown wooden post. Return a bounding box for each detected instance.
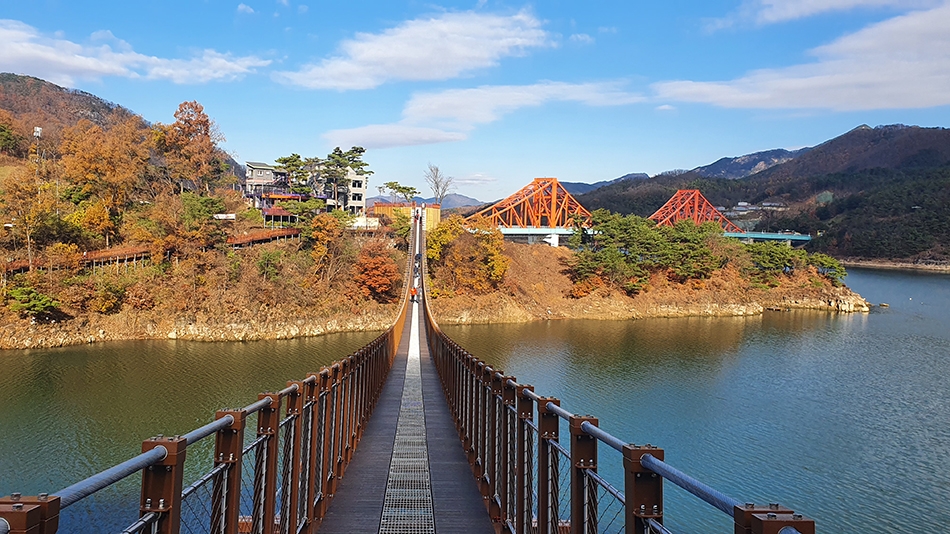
[486,370,503,520]
[284,381,305,534]
[212,409,246,534]
[622,445,663,534]
[0,493,60,534]
[514,385,534,534]
[140,435,187,534]
[569,414,598,534]
[314,369,332,520]
[329,363,344,495]
[256,393,281,534]
[733,503,815,534]
[537,397,560,534]
[499,376,516,528]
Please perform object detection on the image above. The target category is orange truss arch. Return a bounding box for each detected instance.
[649,189,743,233]
[467,177,592,228]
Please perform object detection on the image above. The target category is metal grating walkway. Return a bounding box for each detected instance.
[379,300,435,533]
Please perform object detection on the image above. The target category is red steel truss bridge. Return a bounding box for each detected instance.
[649,189,743,233]
[467,177,592,229]
[1,217,815,534]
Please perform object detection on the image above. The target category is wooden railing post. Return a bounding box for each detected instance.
[514,385,534,534]
[0,493,60,534]
[569,414,598,534]
[622,444,663,534]
[140,435,186,534]
[314,369,332,521]
[537,397,560,534]
[284,380,305,534]
[499,376,517,529]
[212,408,246,534]
[255,393,281,534]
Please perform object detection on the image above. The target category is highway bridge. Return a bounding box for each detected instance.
[0,217,815,534]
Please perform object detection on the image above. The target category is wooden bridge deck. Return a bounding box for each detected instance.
[318,294,494,533]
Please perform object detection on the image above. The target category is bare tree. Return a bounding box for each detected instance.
[424,163,455,205]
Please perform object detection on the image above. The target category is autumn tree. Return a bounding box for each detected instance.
[427,215,508,295]
[156,101,228,194]
[424,163,455,205]
[60,115,151,213]
[0,167,58,269]
[353,240,401,302]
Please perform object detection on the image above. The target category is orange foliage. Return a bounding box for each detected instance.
[352,240,401,302]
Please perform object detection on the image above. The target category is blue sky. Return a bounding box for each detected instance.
[3,1,950,201]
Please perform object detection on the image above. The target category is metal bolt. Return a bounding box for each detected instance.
[13,503,23,511]
[639,505,646,513]
[158,499,165,509]
[745,502,754,508]
[769,502,779,510]
[767,513,777,519]
[145,498,152,509]
[38,493,48,501]
[793,514,803,520]
[166,466,171,472]
[229,453,235,461]
[11,493,20,501]
[652,505,658,514]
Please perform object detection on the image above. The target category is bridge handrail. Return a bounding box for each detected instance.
[1,219,420,534]
[419,224,815,533]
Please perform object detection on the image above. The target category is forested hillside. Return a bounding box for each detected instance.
[578,125,950,262]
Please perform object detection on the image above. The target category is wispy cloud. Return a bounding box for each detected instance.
[657,3,950,110]
[274,10,550,90]
[569,33,594,44]
[708,0,940,29]
[237,3,255,14]
[0,19,270,86]
[324,81,643,149]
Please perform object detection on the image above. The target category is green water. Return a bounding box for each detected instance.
[2,268,950,533]
[442,268,950,533]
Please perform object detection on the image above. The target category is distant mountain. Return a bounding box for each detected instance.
[692,148,810,180]
[0,73,135,145]
[752,124,950,182]
[366,192,483,209]
[560,173,649,195]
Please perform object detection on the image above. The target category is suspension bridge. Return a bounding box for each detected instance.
[0,215,816,534]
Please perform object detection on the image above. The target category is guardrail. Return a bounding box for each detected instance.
[420,231,815,534]
[0,229,415,534]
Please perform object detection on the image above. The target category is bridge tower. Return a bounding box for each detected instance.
[649,189,744,233]
[467,177,592,228]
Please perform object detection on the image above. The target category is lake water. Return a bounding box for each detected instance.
[2,268,949,532]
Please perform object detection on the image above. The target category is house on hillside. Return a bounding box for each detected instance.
[244,162,289,207]
[308,166,368,216]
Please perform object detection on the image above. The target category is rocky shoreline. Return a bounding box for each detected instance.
[0,307,399,351]
[842,259,950,273]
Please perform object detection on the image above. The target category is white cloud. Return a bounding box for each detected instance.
[402,81,643,126]
[656,4,950,110]
[569,33,594,44]
[274,10,550,90]
[298,5,308,13]
[598,26,618,34]
[0,19,270,86]
[655,104,676,111]
[709,0,939,29]
[455,173,497,186]
[237,3,255,14]
[322,124,468,149]
[325,81,644,149]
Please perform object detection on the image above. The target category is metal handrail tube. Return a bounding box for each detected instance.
[243,397,272,415]
[646,517,675,534]
[544,401,573,421]
[579,421,627,453]
[779,528,803,534]
[640,453,741,517]
[524,389,542,401]
[119,511,160,534]
[0,518,9,534]
[182,414,235,445]
[279,383,298,396]
[56,445,168,508]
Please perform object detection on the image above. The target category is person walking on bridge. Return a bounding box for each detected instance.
[410,286,418,302]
